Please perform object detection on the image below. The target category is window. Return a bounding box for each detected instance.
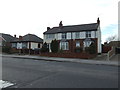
[84,41,92,47]
[62,33,66,39]
[12,43,17,48]
[22,43,27,48]
[38,43,40,48]
[75,32,80,39]
[46,34,55,39]
[76,41,80,47]
[60,42,69,50]
[86,31,91,38]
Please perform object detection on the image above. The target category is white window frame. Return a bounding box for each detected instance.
[76,41,80,47]
[86,31,91,38]
[62,33,66,39]
[75,32,80,39]
[46,34,55,39]
[60,42,69,50]
[84,41,92,47]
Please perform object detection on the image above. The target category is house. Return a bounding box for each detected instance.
[11,34,43,54]
[0,33,16,47]
[108,41,120,54]
[43,18,101,54]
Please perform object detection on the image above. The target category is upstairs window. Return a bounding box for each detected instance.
[46,34,55,39]
[75,32,80,39]
[86,31,91,38]
[62,33,66,39]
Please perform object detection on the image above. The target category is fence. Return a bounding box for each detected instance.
[107,47,115,61]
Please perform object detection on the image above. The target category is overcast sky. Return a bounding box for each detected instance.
[0,0,119,43]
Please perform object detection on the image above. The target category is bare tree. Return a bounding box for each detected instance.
[106,35,117,43]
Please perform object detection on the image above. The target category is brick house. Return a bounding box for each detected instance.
[11,34,43,54]
[43,18,102,55]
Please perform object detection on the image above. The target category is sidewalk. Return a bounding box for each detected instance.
[1,54,119,66]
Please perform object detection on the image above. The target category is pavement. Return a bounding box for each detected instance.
[1,54,119,66]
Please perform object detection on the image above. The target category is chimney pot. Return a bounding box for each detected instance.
[47,27,50,31]
[14,34,16,38]
[59,21,63,28]
[97,17,100,24]
[19,35,23,40]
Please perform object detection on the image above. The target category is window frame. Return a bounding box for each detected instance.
[75,32,80,39]
[46,34,55,39]
[62,33,67,39]
[76,41,80,47]
[60,42,69,50]
[86,31,91,38]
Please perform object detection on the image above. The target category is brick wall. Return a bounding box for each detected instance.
[102,46,111,53]
[40,52,97,59]
[57,38,98,53]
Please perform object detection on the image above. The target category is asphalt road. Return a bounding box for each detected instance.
[2,56,118,88]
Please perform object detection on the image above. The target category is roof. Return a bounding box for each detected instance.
[12,34,43,43]
[0,33,16,42]
[44,23,99,34]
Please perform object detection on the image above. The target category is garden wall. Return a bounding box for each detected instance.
[40,52,97,59]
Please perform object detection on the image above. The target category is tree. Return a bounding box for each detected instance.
[106,35,117,43]
[40,42,49,53]
[85,42,96,54]
[51,39,59,53]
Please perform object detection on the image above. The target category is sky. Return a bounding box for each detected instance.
[0,0,119,44]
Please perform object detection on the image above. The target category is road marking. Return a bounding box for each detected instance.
[0,80,14,88]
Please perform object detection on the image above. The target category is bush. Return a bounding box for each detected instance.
[75,47,83,53]
[85,47,90,53]
[2,46,11,53]
[85,42,96,54]
[51,39,59,53]
[40,42,49,53]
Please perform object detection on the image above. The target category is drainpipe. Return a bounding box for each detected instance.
[29,42,31,55]
[71,32,73,52]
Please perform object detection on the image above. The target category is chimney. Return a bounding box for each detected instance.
[19,35,23,40]
[14,34,16,38]
[59,21,63,28]
[47,27,51,31]
[97,17,100,24]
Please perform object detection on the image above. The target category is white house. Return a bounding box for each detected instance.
[43,18,102,54]
[11,34,43,54]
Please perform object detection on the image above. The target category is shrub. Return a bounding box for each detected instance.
[40,42,49,53]
[85,42,96,54]
[2,46,11,53]
[89,42,96,54]
[51,39,59,53]
[74,47,83,53]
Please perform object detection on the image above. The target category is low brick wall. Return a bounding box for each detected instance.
[102,46,112,53]
[40,52,97,59]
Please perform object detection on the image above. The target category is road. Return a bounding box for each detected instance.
[2,56,118,88]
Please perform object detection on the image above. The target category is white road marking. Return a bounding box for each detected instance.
[0,80,14,88]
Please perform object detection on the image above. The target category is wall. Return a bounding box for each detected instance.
[97,25,102,53]
[40,52,97,59]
